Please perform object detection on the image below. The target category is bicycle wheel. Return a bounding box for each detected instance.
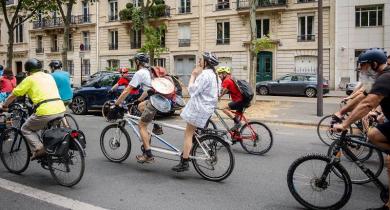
[100,124,131,163]
[62,114,79,130]
[0,128,30,174]
[48,139,85,187]
[287,154,352,210]
[239,121,273,155]
[191,135,234,182]
[8,107,25,129]
[327,137,384,184]
[204,119,217,129]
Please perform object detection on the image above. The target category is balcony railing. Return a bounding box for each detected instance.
[216,38,230,45]
[35,48,44,54]
[297,0,316,3]
[178,39,190,47]
[178,6,191,14]
[80,44,91,51]
[32,14,93,29]
[237,0,287,9]
[131,42,141,49]
[149,6,171,18]
[6,0,14,5]
[216,1,230,10]
[109,43,118,50]
[108,15,119,22]
[297,34,315,42]
[51,47,60,52]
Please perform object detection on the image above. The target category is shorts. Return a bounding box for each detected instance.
[140,100,157,123]
[228,100,249,113]
[376,122,390,141]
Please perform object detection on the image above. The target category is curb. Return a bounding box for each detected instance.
[256,119,318,127]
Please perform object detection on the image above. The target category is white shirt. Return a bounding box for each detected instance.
[129,68,152,91]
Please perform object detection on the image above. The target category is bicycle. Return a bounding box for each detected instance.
[287,131,389,210]
[205,108,273,155]
[0,113,86,187]
[100,104,235,182]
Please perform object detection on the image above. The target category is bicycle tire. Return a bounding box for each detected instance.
[0,128,30,174]
[287,154,352,210]
[100,124,131,163]
[239,121,273,155]
[317,115,353,146]
[49,139,85,187]
[204,119,217,129]
[191,134,234,182]
[63,114,80,130]
[327,137,384,185]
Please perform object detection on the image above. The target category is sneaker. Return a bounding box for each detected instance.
[367,205,390,210]
[172,158,190,172]
[229,122,242,131]
[152,124,163,135]
[31,148,47,161]
[136,154,155,164]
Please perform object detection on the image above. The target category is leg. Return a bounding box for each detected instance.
[172,123,196,172]
[136,101,157,163]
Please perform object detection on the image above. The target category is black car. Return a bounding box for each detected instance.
[81,71,113,85]
[256,73,330,97]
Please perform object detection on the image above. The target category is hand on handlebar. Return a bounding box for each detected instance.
[332,123,347,133]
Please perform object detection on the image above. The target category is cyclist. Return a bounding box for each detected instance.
[49,60,73,106]
[108,67,140,102]
[172,52,220,172]
[0,68,16,102]
[0,64,4,76]
[216,66,249,131]
[1,58,66,160]
[387,55,390,65]
[332,48,390,210]
[114,53,158,163]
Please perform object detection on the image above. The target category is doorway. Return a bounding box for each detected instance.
[257,51,273,82]
[174,55,196,86]
[15,61,23,73]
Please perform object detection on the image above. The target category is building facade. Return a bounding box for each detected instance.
[0,0,336,89]
[335,0,390,89]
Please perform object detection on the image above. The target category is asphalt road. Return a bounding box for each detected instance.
[0,113,385,210]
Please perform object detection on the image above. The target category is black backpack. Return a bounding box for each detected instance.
[234,79,254,102]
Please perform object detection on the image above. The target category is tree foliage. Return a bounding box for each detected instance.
[140,25,168,59]
[252,36,276,53]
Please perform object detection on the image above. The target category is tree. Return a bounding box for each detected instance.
[0,0,55,69]
[248,0,257,103]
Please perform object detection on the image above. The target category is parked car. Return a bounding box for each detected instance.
[346,82,359,95]
[81,71,113,85]
[256,73,329,97]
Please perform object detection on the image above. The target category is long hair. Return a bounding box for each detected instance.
[3,68,14,80]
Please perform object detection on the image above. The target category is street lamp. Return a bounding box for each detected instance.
[79,44,85,86]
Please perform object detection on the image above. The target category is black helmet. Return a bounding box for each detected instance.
[357,48,387,65]
[133,53,149,64]
[0,65,3,71]
[49,60,62,69]
[202,52,219,67]
[24,58,42,73]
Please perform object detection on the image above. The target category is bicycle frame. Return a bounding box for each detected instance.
[119,113,211,161]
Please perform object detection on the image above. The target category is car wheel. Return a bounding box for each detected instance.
[305,88,317,98]
[71,96,87,115]
[258,86,269,95]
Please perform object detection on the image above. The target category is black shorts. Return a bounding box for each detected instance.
[376,122,390,141]
[228,100,248,113]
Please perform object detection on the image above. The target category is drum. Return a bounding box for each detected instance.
[151,78,175,95]
[173,96,185,107]
[150,94,172,113]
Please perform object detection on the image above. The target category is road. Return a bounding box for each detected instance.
[0,113,385,210]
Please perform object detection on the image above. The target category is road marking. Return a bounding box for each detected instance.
[0,178,107,210]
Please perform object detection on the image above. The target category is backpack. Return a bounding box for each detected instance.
[234,79,254,102]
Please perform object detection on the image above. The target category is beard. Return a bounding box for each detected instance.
[360,72,375,93]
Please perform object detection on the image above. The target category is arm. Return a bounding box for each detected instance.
[115,85,134,106]
[346,87,364,100]
[335,92,366,117]
[2,94,17,108]
[219,88,229,100]
[110,84,119,91]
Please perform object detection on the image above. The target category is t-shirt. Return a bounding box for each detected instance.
[117,77,129,86]
[13,72,66,116]
[222,75,243,102]
[370,67,390,119]
[0,76,16,93]
[129,68,152,91]
[51,70,73,101]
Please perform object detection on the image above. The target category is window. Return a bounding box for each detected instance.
[133,0,143,7]
[298,15,314,41]
[68,33,73,51]
[160,29,166,47]
[295,56,317,73]
[67,60,74,75]
[256,19,270,38]
[217,21,230,45]
[154,58,166,67]
[109,30,118,50]
[280,75,292,81]
[178,23,191,47]
[216,0,229,10]
[109,0,118,21]
[129,60,135,69]
[15,17,23,43]
[36,36,43,53]
[82,31,90,51]
[82,1,89,22]
[51,35,58,52]
[355,5,383,27]
[99,74,119,87]
[131,29,141,49]
[108,59,120,68]
[82,59,90,75]
[297,0,315,3]
[178,0,191,14]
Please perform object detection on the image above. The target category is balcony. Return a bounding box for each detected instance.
[109,43,118,50]
[178,39,190,47]
[297,0,316,3]
[35,48,44,54]
[297,34,315,42]
[131,42,141,49]
[80,44,91,51]
[216,1,230,11]
[149,6,171,18]
[51,47,60,52]
[216,38,230,45]
[32,14,93,29]
[178,6,191,14]
[108,15,119,22]
[237,0,287,12]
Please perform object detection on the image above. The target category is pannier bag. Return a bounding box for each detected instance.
[42,128,72,156]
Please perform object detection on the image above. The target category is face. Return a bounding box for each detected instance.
[387,57,390,65]
[218,72,227,80]
[198,58,205,69]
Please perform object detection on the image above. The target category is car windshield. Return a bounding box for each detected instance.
[82,77,100,87]
[97,74,119,87]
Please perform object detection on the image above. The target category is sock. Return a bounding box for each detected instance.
[233,116,240,124]
[145,149,153,157]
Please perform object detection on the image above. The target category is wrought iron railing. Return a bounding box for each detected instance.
[178,39,190,47]
[216,1,230,10]
[237,0,287,9]
[297,34,315,42]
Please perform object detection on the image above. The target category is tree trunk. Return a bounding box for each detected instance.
[249,0,257,103]
[7,30,15,69]
[61,3,74,71]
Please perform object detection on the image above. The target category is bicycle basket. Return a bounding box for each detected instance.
[105,103,125,122]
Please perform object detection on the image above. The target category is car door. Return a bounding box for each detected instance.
[289,75,307,95]
[271,75,292,94]
[95,74,119,106]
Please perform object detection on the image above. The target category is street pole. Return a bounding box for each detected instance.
[317,0,323,116]
[249,0,257,104]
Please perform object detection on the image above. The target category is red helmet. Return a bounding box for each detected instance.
[118,67,129,74]
[152,66,167,77]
